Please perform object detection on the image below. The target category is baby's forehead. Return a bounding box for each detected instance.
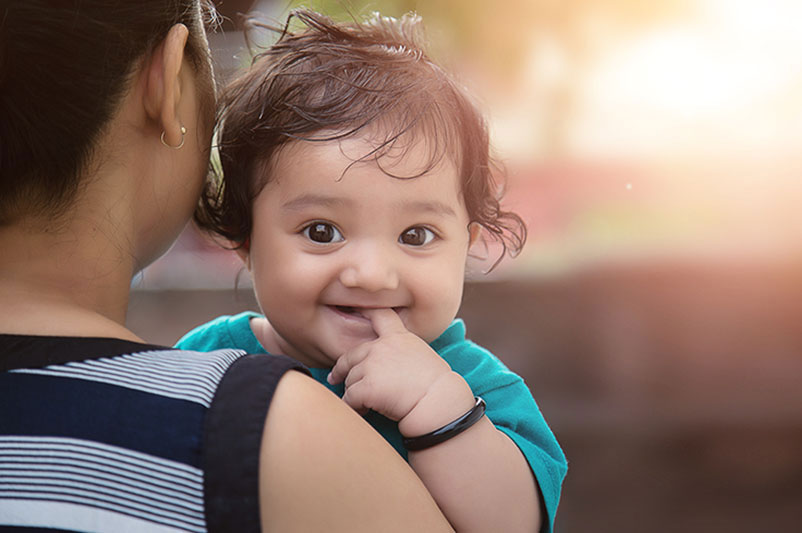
[273,136,458,185]
[261,135,464,208]
[270,125,463,180]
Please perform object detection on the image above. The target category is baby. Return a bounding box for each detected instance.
[178,9,566,532]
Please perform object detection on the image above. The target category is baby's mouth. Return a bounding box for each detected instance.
[334,305,365,318]
[330,305,405,319]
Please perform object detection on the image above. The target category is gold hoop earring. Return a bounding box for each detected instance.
[160,126,187,149]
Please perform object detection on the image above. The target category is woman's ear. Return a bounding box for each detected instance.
[143,23,189,146]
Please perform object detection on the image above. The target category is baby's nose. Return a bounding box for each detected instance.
[339,246,400,292]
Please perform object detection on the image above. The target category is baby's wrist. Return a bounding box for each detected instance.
[398,371,474,438]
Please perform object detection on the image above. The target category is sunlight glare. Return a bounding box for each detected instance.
[575,0,802,158]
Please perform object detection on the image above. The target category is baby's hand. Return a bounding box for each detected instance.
[327,308,469,428]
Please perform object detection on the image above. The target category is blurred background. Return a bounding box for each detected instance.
[128,0,802,531]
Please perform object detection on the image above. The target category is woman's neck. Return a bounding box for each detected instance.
[0,213,140,340]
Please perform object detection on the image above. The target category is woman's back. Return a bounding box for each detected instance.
[0,336,260,530]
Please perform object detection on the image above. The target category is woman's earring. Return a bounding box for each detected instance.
[160,125,187,149]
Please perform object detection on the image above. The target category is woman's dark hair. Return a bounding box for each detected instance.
[0,0,216,225]
[198,9,526,267]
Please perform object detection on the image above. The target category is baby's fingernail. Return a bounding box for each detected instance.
[326,372,334,384]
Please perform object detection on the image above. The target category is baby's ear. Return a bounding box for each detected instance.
[468,222,483,249]
[235,240,251,270]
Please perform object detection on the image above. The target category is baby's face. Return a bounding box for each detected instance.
[246,135,473,368]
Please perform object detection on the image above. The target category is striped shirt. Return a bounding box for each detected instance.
[0,334,305,532]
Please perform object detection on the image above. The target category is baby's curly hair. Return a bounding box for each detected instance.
[196,8,526,267]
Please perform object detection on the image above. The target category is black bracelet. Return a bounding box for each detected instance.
[402,397,486,451]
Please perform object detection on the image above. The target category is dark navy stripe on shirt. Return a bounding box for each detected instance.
[0,372,205,466]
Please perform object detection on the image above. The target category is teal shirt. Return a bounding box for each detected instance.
[177,311,567,532]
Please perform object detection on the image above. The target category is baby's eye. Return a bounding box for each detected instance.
[302,222,344,243]
[399,226,436,246]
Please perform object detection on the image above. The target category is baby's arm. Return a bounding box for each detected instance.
[328,309,541,532]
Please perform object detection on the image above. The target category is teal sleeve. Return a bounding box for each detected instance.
[435,321,567,533]
[175,312,265,354]
[175,315,237,352]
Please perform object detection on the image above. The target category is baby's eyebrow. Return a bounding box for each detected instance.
[281,194,351,211]
[281,194,457,217]
[400,200,457,218]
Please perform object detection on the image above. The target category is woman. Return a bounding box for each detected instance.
[0,1,452,531]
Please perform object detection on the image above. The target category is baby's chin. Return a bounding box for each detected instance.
[407,321,452,345]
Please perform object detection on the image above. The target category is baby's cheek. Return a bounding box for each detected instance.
[416,295,462,342]
[406,257,465,337]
